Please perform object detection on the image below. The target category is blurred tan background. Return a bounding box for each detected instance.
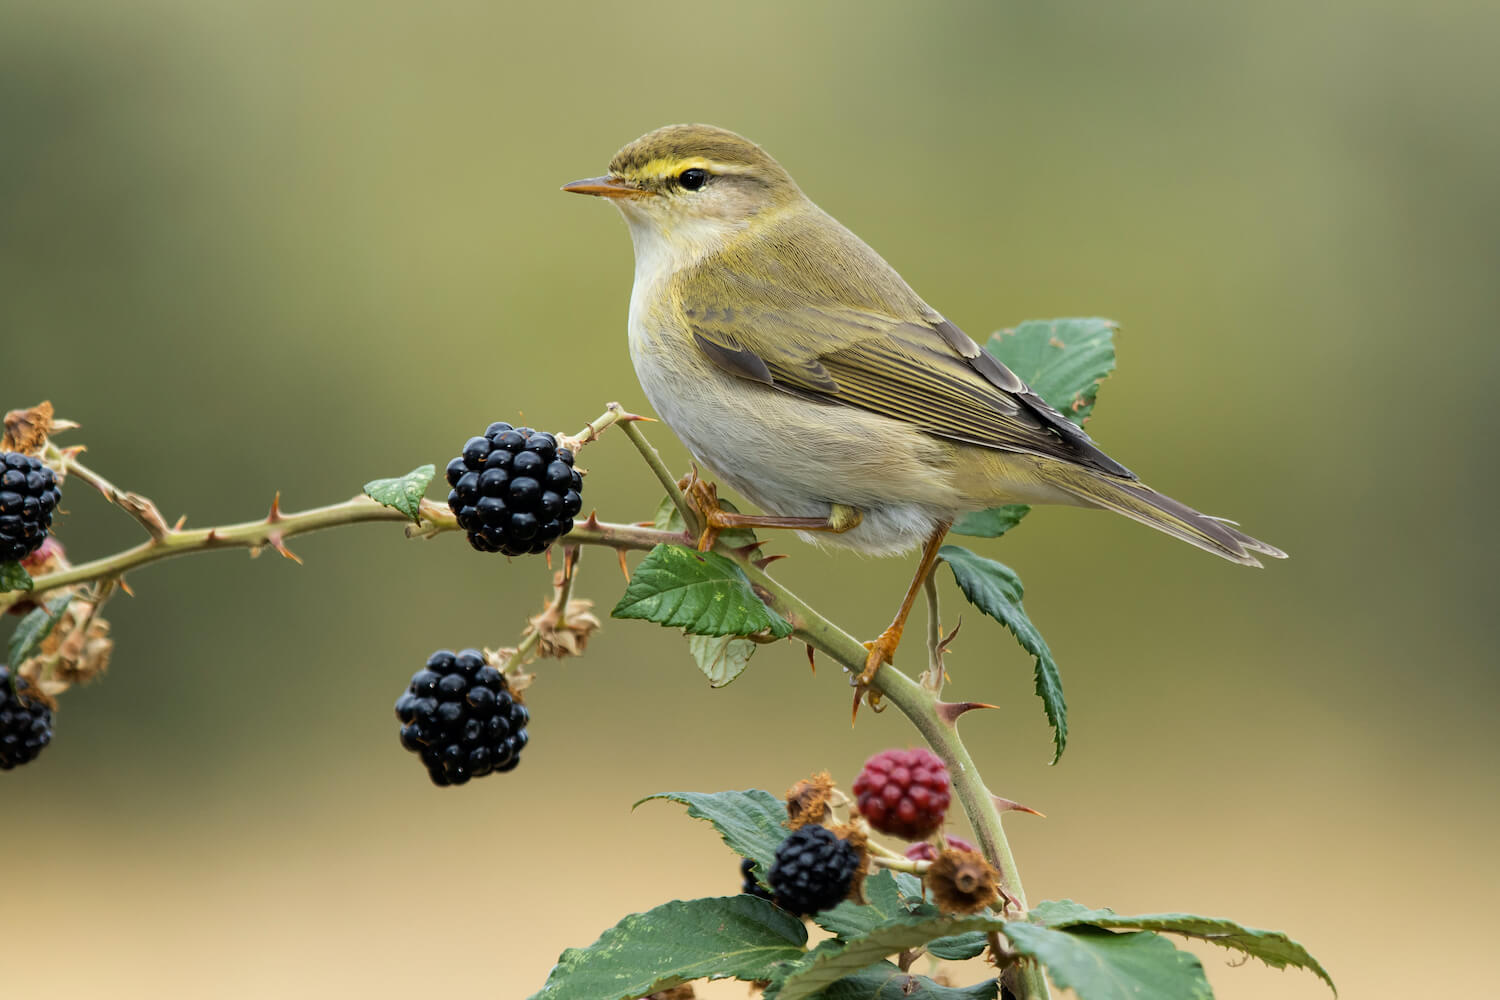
[3,2,1496,997]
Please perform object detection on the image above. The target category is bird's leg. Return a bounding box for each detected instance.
[683,477,863,552]
[857,524,951,691]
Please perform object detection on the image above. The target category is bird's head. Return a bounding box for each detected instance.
[564,124,803,268]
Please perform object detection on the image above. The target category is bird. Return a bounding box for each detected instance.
[563,123,1284,689]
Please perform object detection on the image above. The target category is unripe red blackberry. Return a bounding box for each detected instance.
[852,747,951,839]
[0,665,53,769]
[767,825,859,916]
[0,452,61,564]
[395,649,529,786]
[445,423,582,556]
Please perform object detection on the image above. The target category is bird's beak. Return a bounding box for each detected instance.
[561,175,651,199]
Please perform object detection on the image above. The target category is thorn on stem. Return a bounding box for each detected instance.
[616,549,630,581]
[752,553,787,570]
[117,578,135,597]
[991,795,1045,818]
[805,643,816,673]
[935,701,1001,726]
[268,532,302,564]
[266,492,284,523]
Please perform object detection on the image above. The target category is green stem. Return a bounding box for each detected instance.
[18,495,442,603]
[730,555,1050,999]
[616,409,698,534]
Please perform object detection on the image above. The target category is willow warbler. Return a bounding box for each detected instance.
[565,124,1283,682]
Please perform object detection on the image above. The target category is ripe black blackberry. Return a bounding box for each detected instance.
[0,452,62,564]
[767,825,859,916]
[740,856,773,901]
[0,665,54,770]
[445,423,583,557]
[395,649,529,786]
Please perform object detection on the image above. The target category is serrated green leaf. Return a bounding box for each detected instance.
[613,544,793,638]
[636,789,788,877]
[987,318,1118,424]
[814,871,914,939]
[939,545,1066,762]
[362,464,434,522]
[527,895,807,1000]
[952,504,1031,539]
[1029,900,1335,993]
[926,930,990,961]
[7,595,73,665]
[957,318,1118,538]
[816,962,998,999]
[767,914,1008,1000]
[687,633,757,687]
[1002,924,1210,1000]
[0,561,34,593]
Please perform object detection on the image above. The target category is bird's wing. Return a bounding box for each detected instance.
[673,217,1134,479]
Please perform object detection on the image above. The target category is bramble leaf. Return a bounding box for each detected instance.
[953,317,1117,539]
[0,561,33,593]
[939,545,1066,762]
[1030,900,1335,993]
[926,930,990,961]
[814,870,924,939]
[527,895,807,1000]
[612,544,792,638]
[988,317,1118,424]
[362,464,434,522]
[635,789,788,877]
[8,595,73,665]
[953,504,1031,539]
[686,633,757,687]
[1001,923,1210,1000]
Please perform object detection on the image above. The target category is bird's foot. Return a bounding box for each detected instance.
[850,625,903,721]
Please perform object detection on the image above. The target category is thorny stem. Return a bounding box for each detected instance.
[616,406,698,534]
[8,408,1048,997]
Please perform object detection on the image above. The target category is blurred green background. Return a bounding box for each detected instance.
[3,1,1496,997]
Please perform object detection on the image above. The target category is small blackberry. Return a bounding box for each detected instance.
[0,665,53,770]
[446,423,582,556]
[740,856,773,901]
[394,649,529,786]
[852,747,951,839]
[767,825,859,916]
[0,452,61,564]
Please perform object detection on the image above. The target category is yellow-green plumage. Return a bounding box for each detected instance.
[567,124,1284,566]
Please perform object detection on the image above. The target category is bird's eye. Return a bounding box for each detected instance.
[678,168,708,191]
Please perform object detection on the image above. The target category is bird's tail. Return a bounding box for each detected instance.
[1036,463,1287,567]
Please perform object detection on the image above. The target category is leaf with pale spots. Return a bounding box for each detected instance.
[362,464,434,522]
[953,317,1117,539]
[0,561,33,593]
[612,544,792,638]
[940,544,1066,762]
[527,895,807,1000]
